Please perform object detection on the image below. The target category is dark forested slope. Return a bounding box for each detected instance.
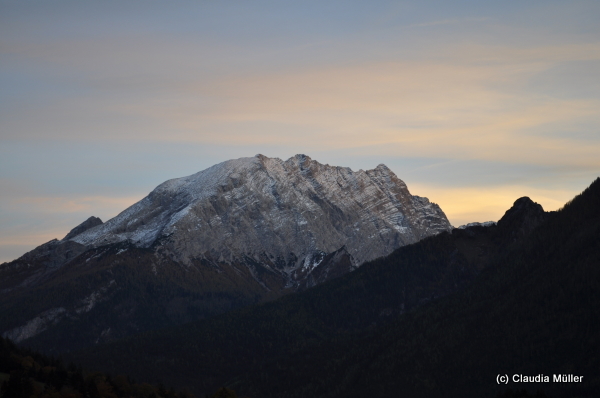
[0,335,201,398]
[235,178,600,398]
[64,179,568,396]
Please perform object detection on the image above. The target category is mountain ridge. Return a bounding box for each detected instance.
[66,154,451,270]
[0,154,451,352]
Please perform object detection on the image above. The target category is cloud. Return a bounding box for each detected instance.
[126,50,599,172]
[408,17,490,28]
[4,40,599,175]
[4,195,141,215]
[0,232,66,248]
[0,193,141,238]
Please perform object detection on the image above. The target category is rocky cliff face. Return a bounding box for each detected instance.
[0,154,452,351]
[68,154,451,283]
[63,216,103,241]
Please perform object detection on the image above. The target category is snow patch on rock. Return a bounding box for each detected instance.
[457,221,496,229]
[68,154,452,271]
[2,307,66,343]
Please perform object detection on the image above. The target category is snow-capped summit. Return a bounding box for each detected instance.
[1,154,453,350]
[68,154,452,276]
[457,221,496,229]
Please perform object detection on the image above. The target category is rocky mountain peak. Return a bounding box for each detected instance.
[497,196,546,244]
[69,155,451,260]
[62,216,103,241]
[498,197,545,226]
[375,163,391,172]
[49,154,452,287]
[0,155,452,351]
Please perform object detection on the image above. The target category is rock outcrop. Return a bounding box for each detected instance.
[68,154,452,284]
[0,154,452,352]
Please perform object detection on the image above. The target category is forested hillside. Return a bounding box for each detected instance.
[63,176,596,398]
[235,178,600,397]
[0,336,202,398]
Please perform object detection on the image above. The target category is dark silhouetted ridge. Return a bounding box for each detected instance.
[65,178,600,398]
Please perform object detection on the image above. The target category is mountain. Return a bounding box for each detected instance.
[65,178,600,398]
[0,154,451,352]
[67,153,451,272]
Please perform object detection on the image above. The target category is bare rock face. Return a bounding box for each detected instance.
[63,216,103,241]
[1,154,452,352]
[69,154,451,284]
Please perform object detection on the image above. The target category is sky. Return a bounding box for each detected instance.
[1,0,599,263]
